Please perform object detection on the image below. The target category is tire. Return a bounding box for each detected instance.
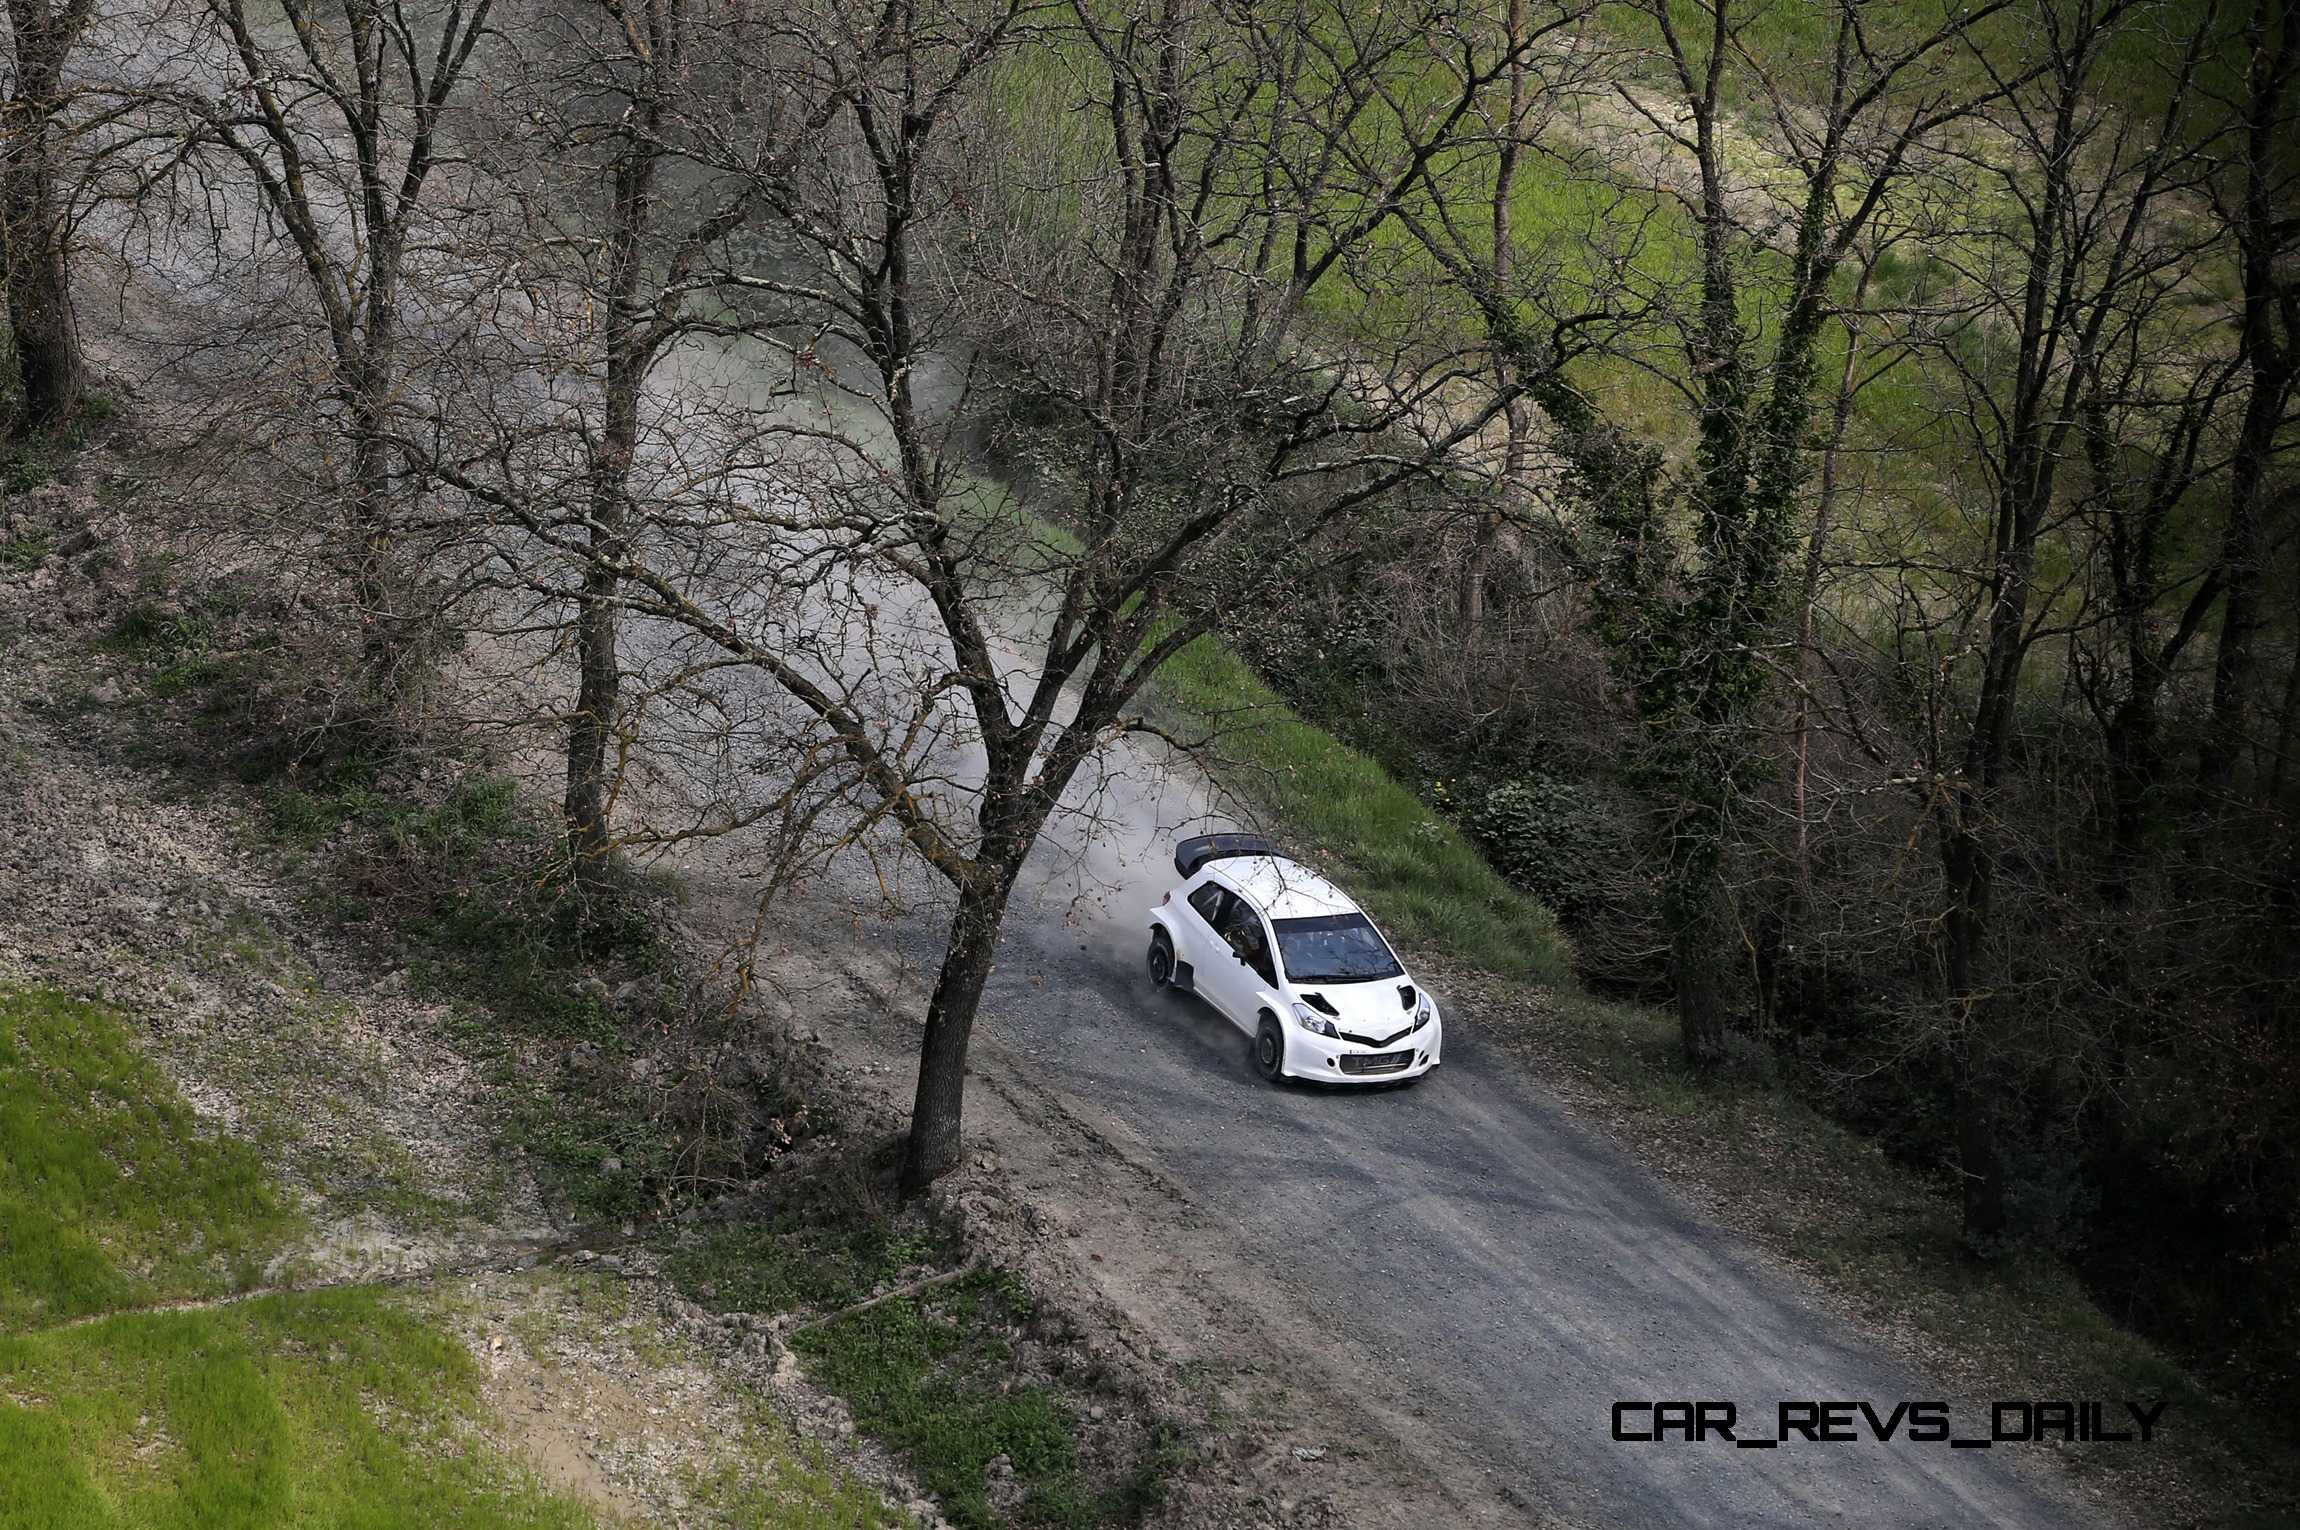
[1253,1014,1287,1084]
[1147,931,1175,990]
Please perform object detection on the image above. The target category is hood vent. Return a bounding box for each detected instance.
[1301,992,1340,1017]
[1398,984,1417,1011]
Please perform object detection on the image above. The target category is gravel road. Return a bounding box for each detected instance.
[699,727,2101,1530]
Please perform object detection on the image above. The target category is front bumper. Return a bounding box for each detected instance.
[1282,1013,1442,1083]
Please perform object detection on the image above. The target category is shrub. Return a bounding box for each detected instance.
[1463,773,1637,924]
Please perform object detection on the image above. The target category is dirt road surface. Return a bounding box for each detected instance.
[660,720,2102,1530]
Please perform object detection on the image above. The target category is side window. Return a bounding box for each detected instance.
[1187,882,1227,927]
[1217,899,1277,986]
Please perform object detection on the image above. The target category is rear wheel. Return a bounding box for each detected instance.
[1147,931,1175,989]
[1253,1014,1287,1084]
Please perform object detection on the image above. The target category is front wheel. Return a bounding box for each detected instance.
[1253,1015,1287,1084]
[1147,931,1175,989]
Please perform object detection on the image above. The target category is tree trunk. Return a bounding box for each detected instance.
[2198,361,2290,798]
[1461,0,1527,639]
[2199,0,2299,799]
[1662,785,1731,1067]
[1791,277,1867,900]
[347,390,410,705]
[1940,820,2009,1248]
[565,326,642,861]
[1,8,84,432]
[1668,876,1730,1067]
[564,544,623,862]
[2103,687,2162,901]
[900,867,1020,1192]
[2,177,81,429]
[2272,633,2300,805]
[1460,514,1494,633]
[561,5,672,861]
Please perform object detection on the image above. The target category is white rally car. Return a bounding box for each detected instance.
[1147,833,1442,1085]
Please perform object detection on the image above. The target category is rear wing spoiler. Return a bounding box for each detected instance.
[1174,832,1283,878]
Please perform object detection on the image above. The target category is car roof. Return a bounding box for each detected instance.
[1211,855,1361,921]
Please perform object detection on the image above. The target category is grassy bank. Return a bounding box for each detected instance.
[964,477,1575,987]
[0,987,595,1529]
[0,988,298,1328]
[0,1291,597,1530]
[1147,630,1575,988]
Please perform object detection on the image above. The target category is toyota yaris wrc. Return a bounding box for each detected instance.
[1147,833,1442,1085]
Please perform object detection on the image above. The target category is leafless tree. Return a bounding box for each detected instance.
[423,0,1563,1189]
[1,0,95,427]
[472,0,766,862]
[2197,0,2300,800]
[155,0,493,700]
[1877,0,2227,1244]
[1420,0,2019,1066]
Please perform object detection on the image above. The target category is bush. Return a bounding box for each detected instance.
[1463,773,1637,925]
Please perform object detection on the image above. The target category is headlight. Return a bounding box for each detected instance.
[1412,993,1432,1031]
[1292,1002,1339,1038]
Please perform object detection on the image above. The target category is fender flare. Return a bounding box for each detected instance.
[1148,913,1195,991]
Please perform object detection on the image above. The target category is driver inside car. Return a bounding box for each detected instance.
[1223,908,1274,983]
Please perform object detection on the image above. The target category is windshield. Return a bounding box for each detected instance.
[1272,913,1403,984]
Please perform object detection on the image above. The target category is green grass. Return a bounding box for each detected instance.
[0,987,301,1329]
[0,988,608,1528]
[0,1292,597,1530]
[265,767,523,856]
[1149,633,1575,986]
[257,757,683,1222]
[0,701,910,1530]
[667,1207,949,1315]
[1,441,68,495]
[668,1190,1176,1530]
[1603,0,2244,119]
[101,599,241,698]
[793,1273,1129,1530]
[407,851,682,1222]
[686,1443,921,1530]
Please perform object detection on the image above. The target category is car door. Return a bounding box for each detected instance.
[1199,888,1279,1033]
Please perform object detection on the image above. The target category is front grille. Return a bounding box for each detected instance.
[1337,1023,1413,1048]
[1339,1049,1413,1076]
